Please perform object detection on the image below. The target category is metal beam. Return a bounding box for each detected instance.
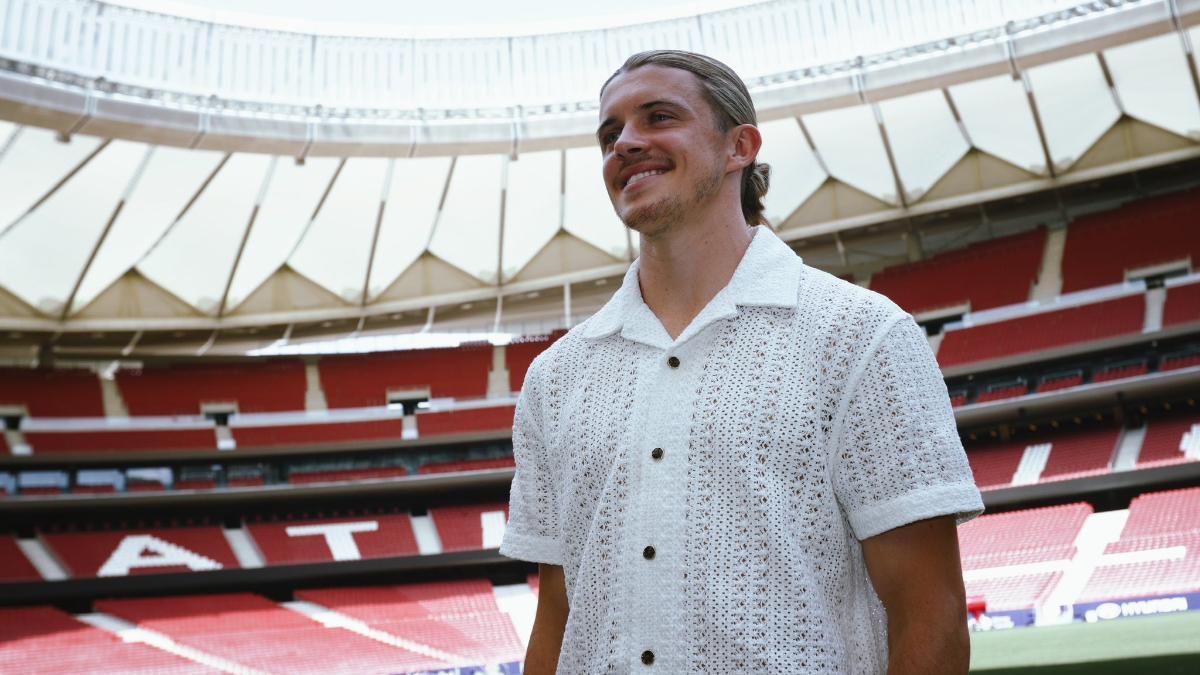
[217,157,277,318]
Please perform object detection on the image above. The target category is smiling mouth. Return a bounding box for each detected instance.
[623,169,668,190]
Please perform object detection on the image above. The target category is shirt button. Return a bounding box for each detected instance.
[667,356,680,368]
[651,447,664,460]
[643,545,656,560]
[641,650,655,665]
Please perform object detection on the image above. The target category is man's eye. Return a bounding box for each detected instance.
[603,132,619,146]
[651,112,672,122]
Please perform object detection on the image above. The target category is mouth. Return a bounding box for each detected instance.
[621,167,670,191]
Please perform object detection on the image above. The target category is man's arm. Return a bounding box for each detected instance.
[861,515,970,675]
[524,563,569,674]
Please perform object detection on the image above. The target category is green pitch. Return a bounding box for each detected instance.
[970,611,1200,674]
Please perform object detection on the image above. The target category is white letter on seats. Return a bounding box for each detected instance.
[98,535,223,577]
[285,521,379,561]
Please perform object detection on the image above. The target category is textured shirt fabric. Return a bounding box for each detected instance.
[500,225,983,673]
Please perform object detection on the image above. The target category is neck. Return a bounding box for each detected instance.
[635,203,755,340]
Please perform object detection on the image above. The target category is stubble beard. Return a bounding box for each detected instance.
[618,163,724,240]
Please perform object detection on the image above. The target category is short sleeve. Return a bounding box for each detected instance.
[499,353,564,565]
[831,313,983,540]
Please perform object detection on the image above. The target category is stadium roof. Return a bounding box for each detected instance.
[0,0,1198,354]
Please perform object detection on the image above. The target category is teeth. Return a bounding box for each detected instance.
[625,169,665,187]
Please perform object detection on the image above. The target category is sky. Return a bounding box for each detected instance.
[112,0,769,36]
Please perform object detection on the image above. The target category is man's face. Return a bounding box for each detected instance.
[597,65,730,236]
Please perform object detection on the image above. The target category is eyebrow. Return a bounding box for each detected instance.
[596,99,688,144]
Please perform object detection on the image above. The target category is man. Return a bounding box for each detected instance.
[500,49,983,673]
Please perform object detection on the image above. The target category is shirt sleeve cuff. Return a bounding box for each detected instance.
[499,529,564,566]
[847,482,984,541]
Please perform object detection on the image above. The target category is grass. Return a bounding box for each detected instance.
[970,611,1200,673]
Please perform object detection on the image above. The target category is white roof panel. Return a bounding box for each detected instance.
[1026,54,1121,172]
[0,128,103,236]
[503,150,562,281]
[1105,33,1200,140]
[802,104,896,204]
[948,75,1046,174]
[289,157,391,303]
[369,156,452,299]
[138,153,273,313]
[755,117,826,226]
[73,145,226,312]
[878,89,969,203]
[0,140,145,314]
[563,146,629,260]
[226,156,342,310]
[428,154,504,283]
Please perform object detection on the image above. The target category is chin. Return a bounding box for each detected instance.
[619,198,682,236]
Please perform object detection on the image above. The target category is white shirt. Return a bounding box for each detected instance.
[500,226,983,673]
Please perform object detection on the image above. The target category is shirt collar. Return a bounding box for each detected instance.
[581,225,805,347]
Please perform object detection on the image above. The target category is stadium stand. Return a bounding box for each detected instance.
[415,406,516,437]
[0,606,202,674]
[231,419,404,447]
[22,428,216,453]
[97,593,452,673]
[1163,280,1200,328]
[1076,488,1200,604]
[1092,360,1148,383]
[116,360,307,415]
[0,537,40,581]
[1036,371,1084,393]
[1060,188,1200,293]
[0,368,104,418]
[246,513,420,565]
[0,433,8,455]
[418,457,516,474]
[505,331,565,391]
[286,466,407,484]
[1161,350,1200,372]
[975,383,1029,404]
[429,502,510,552]
[41,526,240,577]
[937,294,1145,367]
[1136,410,1200,467]
[964,440,1026,490]
[298,580,525,666]
[1038,426,1120,482]
[868,227,1045,315]
[318,346,492,407]
[958,503,1092,612]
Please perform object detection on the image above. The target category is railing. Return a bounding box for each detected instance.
[0,0,1129,112]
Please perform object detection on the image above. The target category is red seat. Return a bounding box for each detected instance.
[97,593,452,673]
[247,513,419,565]
[429,502,510,552]
[1137,411,1200,467]
[1163,281,1200,328]
[42,526,239,578]
[0,368,104,417]
[419,457,516,474]
[231,419,404,448]
[938,295,1144,367]
[319,346,492,408]
[869,227,1045,315]
[1061,187,1200,293]
[0,536,40,581]
[0,606,203,674]
[23,428,215,454]
[116,360,306,415]
[415,406,515,437]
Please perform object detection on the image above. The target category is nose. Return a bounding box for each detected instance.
[613,125,646,157]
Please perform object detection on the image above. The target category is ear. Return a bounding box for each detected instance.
[726,123,762,173]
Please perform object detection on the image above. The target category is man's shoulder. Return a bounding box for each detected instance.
[795,264,907,330]
[518,322,594,389]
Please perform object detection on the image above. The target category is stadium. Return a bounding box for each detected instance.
[0,0,1199,672]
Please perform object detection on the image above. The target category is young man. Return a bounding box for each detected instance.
[500,50,983,673]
